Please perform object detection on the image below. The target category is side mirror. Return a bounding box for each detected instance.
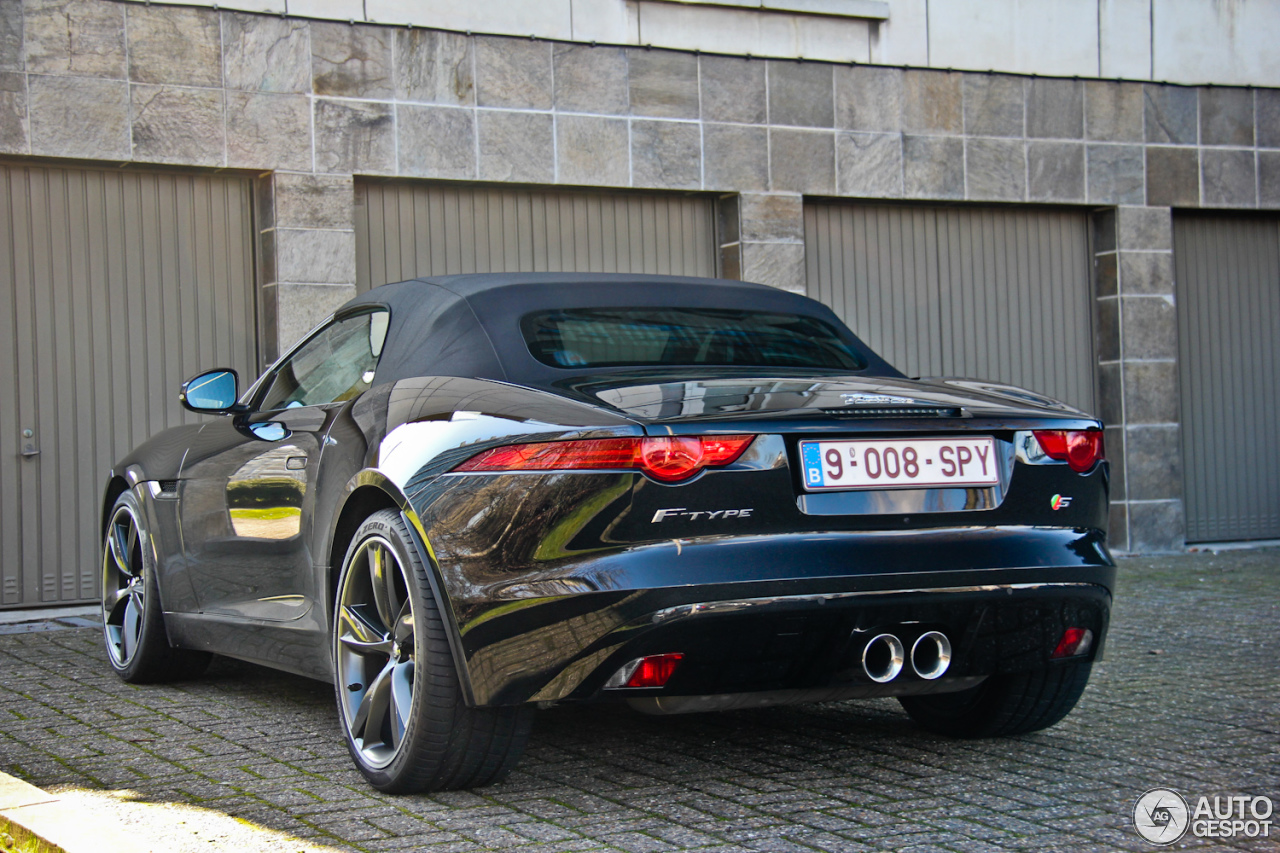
[180,369,244,414]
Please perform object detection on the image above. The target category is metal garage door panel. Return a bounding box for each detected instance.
[1175,214,1280,542]
[0,164,256,607]
[805,203,1095,412]
[355,183,716,290]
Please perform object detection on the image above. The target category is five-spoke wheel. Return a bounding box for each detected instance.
[102,501,147,669]
[334,510,533,792]
[335,534,417,769]
[100,490,210,683]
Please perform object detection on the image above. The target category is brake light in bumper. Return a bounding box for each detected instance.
[604,653,684,688]
[1050,627,1094,659]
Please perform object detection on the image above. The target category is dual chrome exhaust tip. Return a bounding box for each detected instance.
[861,631,952,683]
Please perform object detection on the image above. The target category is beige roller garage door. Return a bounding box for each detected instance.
[1174,213,1280,542]
[1,163,256,608]
[805,202,1096,412]
[355,182,717,290]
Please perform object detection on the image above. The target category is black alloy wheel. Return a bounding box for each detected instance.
[101,490,210,682]
[333,509,533,792]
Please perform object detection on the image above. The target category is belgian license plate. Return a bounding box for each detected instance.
[799,437,1000,491]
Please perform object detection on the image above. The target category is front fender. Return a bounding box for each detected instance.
[99,474,201,624]
[112,423,204,482]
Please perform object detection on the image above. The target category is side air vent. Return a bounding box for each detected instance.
[820,406,963,419]
[157,479,179,496]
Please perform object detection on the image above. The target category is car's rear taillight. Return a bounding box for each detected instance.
[638,436,752,481]
[454,435,754,482]
[1031,429,1105,473]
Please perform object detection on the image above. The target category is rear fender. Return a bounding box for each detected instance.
[329,470,478,706]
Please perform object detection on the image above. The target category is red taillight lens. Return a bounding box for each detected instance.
[638,436,706,482]
[454,436,753,482]
[1050,627,1093,659]
[456,438,639,472]
[1032,430,1105,473]
[624,653,684,688]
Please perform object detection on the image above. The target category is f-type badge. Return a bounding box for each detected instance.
[652,507,754,522]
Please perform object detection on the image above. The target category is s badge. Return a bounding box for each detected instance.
[1050,494,1073,510]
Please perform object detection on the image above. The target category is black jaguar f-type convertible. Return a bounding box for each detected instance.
[100,273,1113,792]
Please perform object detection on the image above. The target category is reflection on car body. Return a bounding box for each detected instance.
[99,273,1113,793]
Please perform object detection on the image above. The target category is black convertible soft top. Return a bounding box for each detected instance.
[342,273,899,387]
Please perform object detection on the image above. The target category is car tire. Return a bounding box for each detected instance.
[898,662,1092,738]
[101,491,212,683]
[334,509,534,793]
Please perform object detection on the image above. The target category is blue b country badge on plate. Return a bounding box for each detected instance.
[801,442,824,486]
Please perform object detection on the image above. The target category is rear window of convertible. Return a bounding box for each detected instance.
[521,308,867,371]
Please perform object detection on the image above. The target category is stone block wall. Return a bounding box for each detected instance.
[4,0,1280,550]
[1093,207,1183,552]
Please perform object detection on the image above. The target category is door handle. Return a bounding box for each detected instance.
[20,445,40,457]
[286,456,308,470]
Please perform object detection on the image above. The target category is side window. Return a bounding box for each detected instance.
[258,310,389,411]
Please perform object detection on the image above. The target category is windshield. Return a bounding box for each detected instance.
[521,308,866,371]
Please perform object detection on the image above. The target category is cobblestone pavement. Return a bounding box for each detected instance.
[1,550,1277,853]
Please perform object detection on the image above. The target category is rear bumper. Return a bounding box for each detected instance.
[447,527,1114,706]
[609,581,1109,704]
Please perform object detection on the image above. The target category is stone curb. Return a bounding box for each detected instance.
[0,772,144,853]
[0,607,99,628]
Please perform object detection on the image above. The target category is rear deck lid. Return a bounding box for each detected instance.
[565,373,1096,433]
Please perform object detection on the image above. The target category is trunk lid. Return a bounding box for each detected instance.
[562,373,1099,434]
